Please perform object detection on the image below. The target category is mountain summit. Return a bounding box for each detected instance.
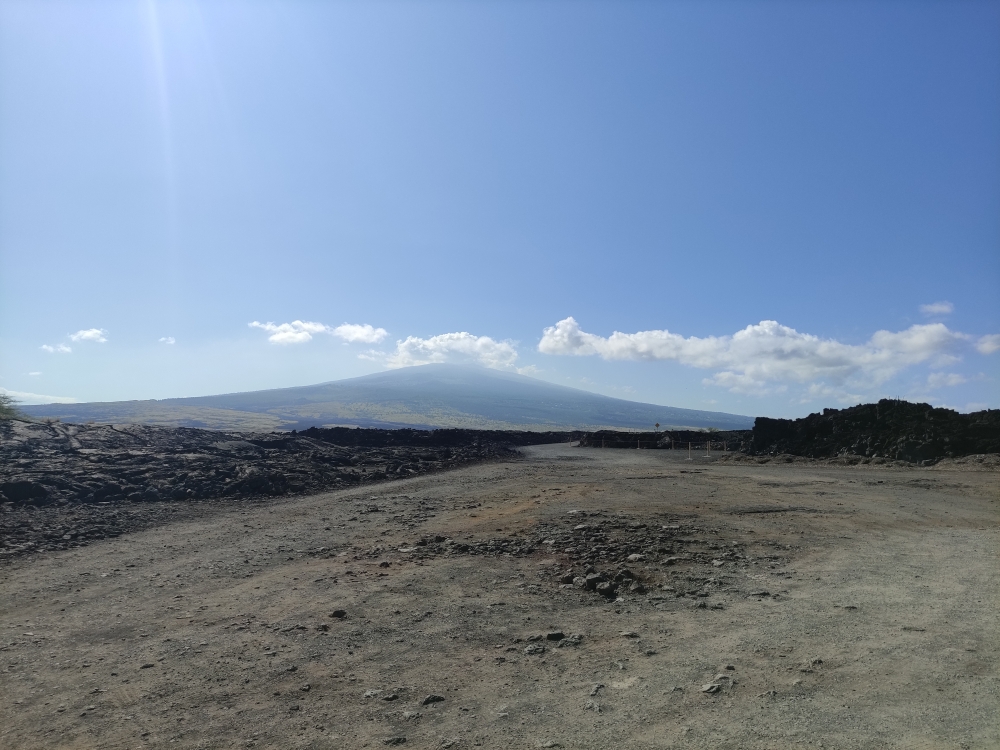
[22,364,754,432]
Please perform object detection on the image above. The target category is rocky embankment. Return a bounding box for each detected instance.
[0,420,571,559]
[577,401,1000,464]
[747,399,1000,462]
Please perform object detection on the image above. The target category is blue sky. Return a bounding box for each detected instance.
[1,0,998,417]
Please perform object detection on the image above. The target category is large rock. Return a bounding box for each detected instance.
[0,481,49,504]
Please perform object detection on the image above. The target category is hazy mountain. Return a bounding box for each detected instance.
[21,364,754,431]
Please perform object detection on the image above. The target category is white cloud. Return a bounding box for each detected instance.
[926,372,967,388]
[69,328,108,343]
[539,316,970,393]
[41,344,72,354]
[250,320,328,344]
[976,334,1000,355]
[382,332,518,369]
[332,323,388,344]
[250,320,387,345]
[0,386,77,405]
[920,301,954,316]
[159,336,176,345]
[27,372,41,376]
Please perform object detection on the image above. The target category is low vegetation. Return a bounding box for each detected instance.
[0,393,25,421]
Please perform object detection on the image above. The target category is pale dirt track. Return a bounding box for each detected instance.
[2,445,997,749]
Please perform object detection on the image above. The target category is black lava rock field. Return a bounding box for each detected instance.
[578,400,1000,464]
[0,420,571,559]
[747,399,1000,462]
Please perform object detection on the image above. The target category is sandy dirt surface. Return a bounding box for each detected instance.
[2,445,997,749]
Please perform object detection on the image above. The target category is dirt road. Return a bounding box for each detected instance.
[2,445,997,749]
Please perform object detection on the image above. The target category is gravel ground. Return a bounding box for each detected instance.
[1,444,997,749]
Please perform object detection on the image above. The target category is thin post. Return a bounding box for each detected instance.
[688,441,692,460]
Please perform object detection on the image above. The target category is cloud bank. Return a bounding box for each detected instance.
[378,332,519,369]
[249,320,387,345]
[539,316,982,395]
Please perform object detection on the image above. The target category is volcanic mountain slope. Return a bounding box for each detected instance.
[21,364,753,432]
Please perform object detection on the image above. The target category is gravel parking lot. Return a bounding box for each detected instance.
[2,444,997,749]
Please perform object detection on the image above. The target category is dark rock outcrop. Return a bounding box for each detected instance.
[746,400,1000,462]
[576,400,1000,464]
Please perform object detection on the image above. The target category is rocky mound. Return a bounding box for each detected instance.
[747,400,1000,463]
[344,510,776,607]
